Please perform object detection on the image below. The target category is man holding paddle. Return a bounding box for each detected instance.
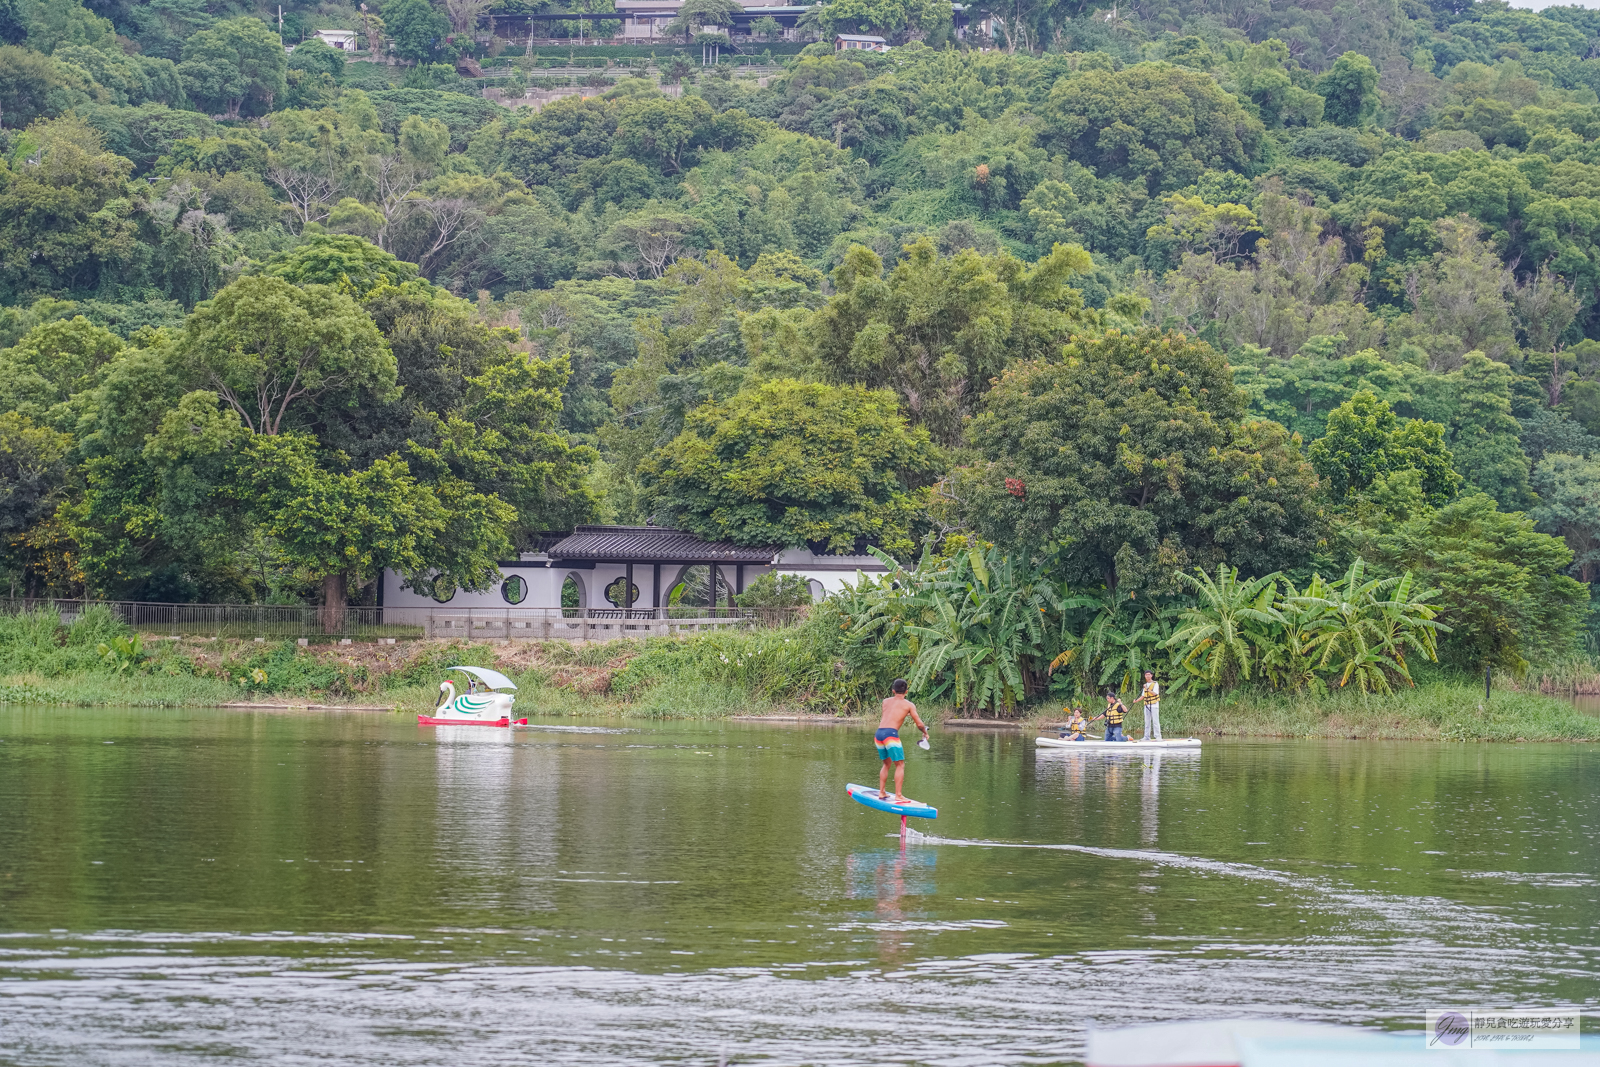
[876,678,929,802]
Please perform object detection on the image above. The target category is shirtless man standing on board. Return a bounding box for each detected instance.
[876,678,929,802]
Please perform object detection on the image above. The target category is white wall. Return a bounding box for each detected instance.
[380,550,889,611]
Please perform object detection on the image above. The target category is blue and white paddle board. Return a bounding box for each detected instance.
[846,783,938,819]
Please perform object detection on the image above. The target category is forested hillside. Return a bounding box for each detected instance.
[1,0,1598,692]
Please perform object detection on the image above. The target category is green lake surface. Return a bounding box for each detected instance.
[1,706,1596,1065]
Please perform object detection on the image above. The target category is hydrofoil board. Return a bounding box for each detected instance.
[846,783,937,819]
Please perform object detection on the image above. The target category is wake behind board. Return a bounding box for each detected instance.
[1036,736,1201,750]
[846,783,938,819]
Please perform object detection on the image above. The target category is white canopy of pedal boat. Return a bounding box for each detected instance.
[448,665,518,690]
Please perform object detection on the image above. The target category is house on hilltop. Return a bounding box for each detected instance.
[835,33,888,51]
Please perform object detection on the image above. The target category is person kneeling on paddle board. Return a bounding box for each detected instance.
[1086,689,1129,742]
[876,678,928,802]
[1059,706,1089,741]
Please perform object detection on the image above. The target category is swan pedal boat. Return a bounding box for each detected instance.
[419,666,527,727]
[1036,736,1201,750]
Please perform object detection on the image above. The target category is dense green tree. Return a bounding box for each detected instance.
[810,238,1101,445]
[243,432,450,632]
[641,378,942,554]
[950,329,1323,593]
[0,117,137,302]
[1317,52,1380,126]
[286,38,345,84]
[0,316,124,422]
[260,234,419,295]
[382,0,449,64]
[1309,391,1461,504]
[1450,351,1534,510]
[1530,452,1600,585]
[1041,64,1265,194]
[0,44,73,127]
[0,410,72,585]
[1349,492,1587,669]
[178,18,286,119]
[178,276,397,436]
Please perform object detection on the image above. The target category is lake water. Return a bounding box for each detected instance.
[1,707,1596,1065]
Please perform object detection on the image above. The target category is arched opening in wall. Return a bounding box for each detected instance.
[501,574,527,604]
[807,579,825,602]
[561,573,586,617]
[419,574,455,604]
[666,565,732,613]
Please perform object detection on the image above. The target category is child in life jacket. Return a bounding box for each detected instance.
[1058,706,1089,740]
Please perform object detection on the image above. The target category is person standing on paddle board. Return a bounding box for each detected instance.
[1134,670,1162,741]
[876,679,928,802]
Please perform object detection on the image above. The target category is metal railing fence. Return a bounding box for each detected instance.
[0,599,804,641]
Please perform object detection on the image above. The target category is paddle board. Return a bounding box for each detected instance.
[1036,736,1201,750]
[846,783,938,819]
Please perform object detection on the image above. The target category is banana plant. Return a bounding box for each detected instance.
[851,543,1059,715]
[1165,565,1284,691]
[1299,559,1414,700]
[1293,561,1447,694]
[1095,603,1181,695]
[1257,575,1328,693]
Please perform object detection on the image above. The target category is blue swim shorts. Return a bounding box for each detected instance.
[874,727,905,761]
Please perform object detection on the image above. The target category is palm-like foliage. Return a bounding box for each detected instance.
[835,545,1446,713]
[1165,565,1283,691]
[1256,575,1328,694]
[1292,561,1447,695]
[902,548,1059,713]
[842,544,1058,714]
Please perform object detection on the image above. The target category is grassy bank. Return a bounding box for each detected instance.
[0,608,1593,741]
[1061,682,1600,743]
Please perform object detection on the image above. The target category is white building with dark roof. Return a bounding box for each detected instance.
[379,525,889,617]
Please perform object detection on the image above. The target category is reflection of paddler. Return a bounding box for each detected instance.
[875,678,929,802]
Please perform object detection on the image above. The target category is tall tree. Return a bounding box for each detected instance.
[949,329,1323,593]
[1450,351,1534,511]
[178,276,397,437]
[178,17,286,119]
[1317,52,1379,126]
[382,0,449,63]
[641,378,942,554]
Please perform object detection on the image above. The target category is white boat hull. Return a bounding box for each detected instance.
[1036,736,1201,750]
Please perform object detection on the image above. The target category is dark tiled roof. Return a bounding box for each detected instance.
[547,526,780,563]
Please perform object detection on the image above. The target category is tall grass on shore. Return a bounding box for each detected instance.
[1149,681,1599,742]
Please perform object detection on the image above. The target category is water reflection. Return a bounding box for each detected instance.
[846,842,937,963]
[432,729,560,912]
[2,711,1597,1066]
[1034,745,1202,848]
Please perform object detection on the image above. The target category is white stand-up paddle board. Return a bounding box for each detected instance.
[1036,736,1202,750]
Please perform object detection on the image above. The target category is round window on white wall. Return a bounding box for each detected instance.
[501,574,527,604]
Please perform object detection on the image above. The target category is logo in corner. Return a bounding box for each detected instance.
[1431,1011,1470,1047]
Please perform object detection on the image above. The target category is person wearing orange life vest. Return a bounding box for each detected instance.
[1134,670,1162,741]
[1086,689,1128,742]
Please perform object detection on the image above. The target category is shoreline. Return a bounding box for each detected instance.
[0,633,1594,743]
[2,687,1594,744]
